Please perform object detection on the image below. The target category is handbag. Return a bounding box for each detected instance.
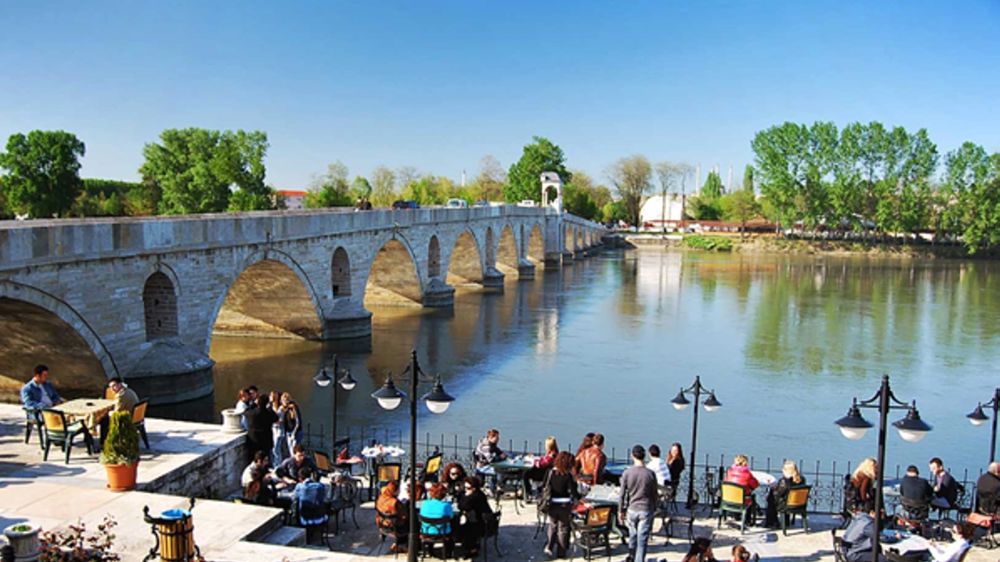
[539,470,553,514]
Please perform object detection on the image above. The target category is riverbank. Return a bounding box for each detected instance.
[624,232,982,259]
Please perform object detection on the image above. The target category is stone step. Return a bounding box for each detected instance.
[241,507,288,542]
[260,525,306,547]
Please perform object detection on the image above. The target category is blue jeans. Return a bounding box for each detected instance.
[626,509,653,562]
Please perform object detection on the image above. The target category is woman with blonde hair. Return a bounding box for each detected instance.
[847,457,878,514]
[281,392,303,453]
[764,460,807,527]
[525,436,559,497]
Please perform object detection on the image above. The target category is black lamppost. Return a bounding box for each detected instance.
[371,350,455,562]
[967,387,1000,464]
[835,375,932,562]
[313,355,357,454]
[670,376,722,509]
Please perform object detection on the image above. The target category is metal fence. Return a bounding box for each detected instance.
[301,424,983,514]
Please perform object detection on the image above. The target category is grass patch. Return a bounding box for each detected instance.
[683,235,734,252]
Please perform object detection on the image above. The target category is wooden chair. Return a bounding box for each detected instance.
[718,482,752,534]
[778,485,812,535]
[23,407,45,450]
[41,409,94,464]
[418,514,454,560]
[571,504,615,561]
[132,400,150,449]
[315,451,334,476]
[104,387,116,400]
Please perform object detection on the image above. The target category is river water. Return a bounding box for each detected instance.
[203,249,1000,477]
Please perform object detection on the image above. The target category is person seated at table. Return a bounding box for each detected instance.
[293,467,328,527]
[576,433,607,485]
[474,428,507,468]
[276,444,319,488]
[542,451,580,559]
[645,443,671,487]
[681,536,717,562]
[725,454,759,493]
[524,436,559,499]
[763,460,806,527]
[400,476,427,503]
[975,461,1000,514]
[843,509,882,562]
[106,377,139,413]
[575,433,595,457]
[420,483,455,555]
[376,480,409,554]
[667,442,685,492]
[244,464,277,506]
[20,364,63,410]
[846,457,878,514]
[730,544,752,562]
[458,476,493,558]
[442,462,468,499]
[242,450,275,487]
[929,457,959,509]
[899,464,934,517]
[927,521,974,562]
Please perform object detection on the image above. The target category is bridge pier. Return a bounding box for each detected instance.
[129,339,215,405]
[517,259,536,280]
[422,277,456,308]
[481,268,505,292]
[323,300,373,340]
[562,250,575,264]
[544,252,563,268]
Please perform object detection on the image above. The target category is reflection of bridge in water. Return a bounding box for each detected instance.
[0,205,605,405]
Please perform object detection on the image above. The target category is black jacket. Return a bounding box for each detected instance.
[899,475,933,505]
[977,472,1000,514]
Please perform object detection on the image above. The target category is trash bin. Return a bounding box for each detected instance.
[156,509,195,561]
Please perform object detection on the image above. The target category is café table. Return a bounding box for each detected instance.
[580,484,628,542]
[362,444,406,499]
[485,457,533,513]
[750,470,776,486]
[602,463,629,486]
[884,531,930,556]
[54,398,115,432]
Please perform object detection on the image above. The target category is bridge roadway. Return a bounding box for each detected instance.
[0,206,605,405]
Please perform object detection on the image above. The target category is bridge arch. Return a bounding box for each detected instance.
[428,236,442,279]
[0,281,118,384]
[527,223,545,264]
[496,224,519,273]
[446,229,484,286]
[364,234,425,306]
[143,272,179,341]
[331,247,352,297]
[209,250,326,346]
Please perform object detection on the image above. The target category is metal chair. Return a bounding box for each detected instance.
[717,482,752,534]
[329,477,361,534]
[778,485,812,535]
[654,484,678,543]
[832,529,850,562]
[132,400,150,449]
[571,504,615,561]
[479,507,503,561]
[41,409,93,464]
[375,507,404,558]
[418,514,454,560]
[422,452,443,482]
[372,462,402,499]
[314,450,334,476]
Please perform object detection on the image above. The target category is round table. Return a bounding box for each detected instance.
[750,470,776,486]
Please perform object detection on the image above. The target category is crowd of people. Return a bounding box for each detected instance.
[233,386,304,467]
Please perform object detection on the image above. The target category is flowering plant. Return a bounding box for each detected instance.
[38,515,119,562]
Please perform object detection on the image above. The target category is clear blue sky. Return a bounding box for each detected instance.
[2,1,998,189]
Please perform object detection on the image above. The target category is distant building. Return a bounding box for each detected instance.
[639,194,685,227]
[277,190,307,210]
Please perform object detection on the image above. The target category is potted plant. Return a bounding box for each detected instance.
[4,522,41,561]
[100,411,140,491]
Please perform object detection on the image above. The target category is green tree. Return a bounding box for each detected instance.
[402,175,456,205]
[350,176,372,202]
[702,171,724,198]
[304,161,352,208]
[607,155,652,229]
[600,200,628,224]
[140,128,271,214]
[944,143,1000,252]
[370,166,397,207]
[742,165,755,192]
[505,136,571,203]
[0,130,85,218]
[720,189,760,236]
[688,171,725,220]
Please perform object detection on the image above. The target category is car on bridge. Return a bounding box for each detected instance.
[391,200,420,210]
[446,198,468,208]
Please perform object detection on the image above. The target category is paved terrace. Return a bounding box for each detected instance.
[0,404,994,562]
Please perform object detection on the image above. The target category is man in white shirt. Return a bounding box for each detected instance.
[645,444,671,487]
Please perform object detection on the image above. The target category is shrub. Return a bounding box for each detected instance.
[99,411,139,466]
[683,235,734,252]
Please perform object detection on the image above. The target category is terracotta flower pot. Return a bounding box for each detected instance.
[104,461,139,492]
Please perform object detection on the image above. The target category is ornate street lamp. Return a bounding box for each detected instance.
[371,350,455,562]
[313,355,356,456]
[835,375,932,562]
[671,376,721,509]
[967,387,1000,464]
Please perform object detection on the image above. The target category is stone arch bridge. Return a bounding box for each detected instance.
[0,207,605,404]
